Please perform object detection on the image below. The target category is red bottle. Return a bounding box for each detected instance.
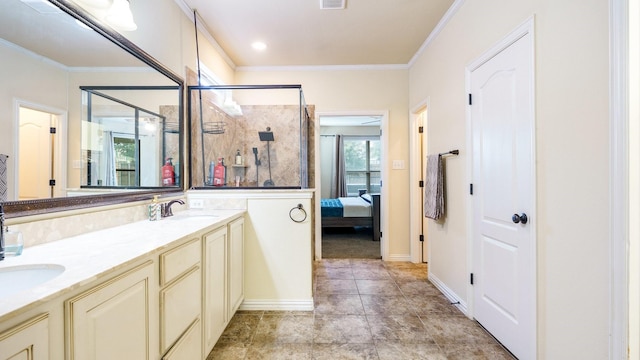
[162,158,175,186]
[213,158,226,186]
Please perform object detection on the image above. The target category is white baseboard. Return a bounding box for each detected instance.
[428,272,469,316]
[239,299,314,311]
[385,254,412,262]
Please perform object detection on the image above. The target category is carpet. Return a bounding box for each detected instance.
[321,227,381,259]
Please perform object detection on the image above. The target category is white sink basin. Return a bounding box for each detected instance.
[0,264,65,298]
[166,213,219,221]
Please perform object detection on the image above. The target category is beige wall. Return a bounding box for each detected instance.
[409,0,610,358]
[126,0,235,85]
[0,43,68,201]
[236,69,412,258]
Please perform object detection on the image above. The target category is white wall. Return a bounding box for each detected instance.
[409,0,610,358]
[236,68,412,258]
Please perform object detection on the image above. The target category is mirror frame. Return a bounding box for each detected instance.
[3,0,185,219]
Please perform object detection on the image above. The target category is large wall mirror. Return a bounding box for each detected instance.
[0,0,184,217]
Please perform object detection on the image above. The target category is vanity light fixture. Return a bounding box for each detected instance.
[143,119,156,132]
[105,0,137,31]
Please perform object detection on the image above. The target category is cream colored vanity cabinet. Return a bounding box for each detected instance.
[159,237,202,359]
[65,260,159,360]
[227,217,244,318]
[202,226,228,355]
[0,314,49,360]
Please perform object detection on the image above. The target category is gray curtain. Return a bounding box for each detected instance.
[332,134,347,198]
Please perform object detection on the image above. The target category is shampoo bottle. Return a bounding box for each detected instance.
[235,150,242,165]
[213,158,226,186]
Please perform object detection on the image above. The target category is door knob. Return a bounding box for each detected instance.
[512,213,528,224]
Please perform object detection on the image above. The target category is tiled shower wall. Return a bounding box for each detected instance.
[187,68,315,189]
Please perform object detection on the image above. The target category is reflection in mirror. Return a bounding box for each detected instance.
[0,0,184,217]
[79,87,181,190]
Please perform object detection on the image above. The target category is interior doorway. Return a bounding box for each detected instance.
[17,104,66,200]
[316,113,386,260]
[410,103,429,264]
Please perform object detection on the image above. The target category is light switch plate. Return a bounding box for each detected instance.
[392,160,405,170]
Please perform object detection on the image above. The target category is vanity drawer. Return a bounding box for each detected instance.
[160,267,201,352]
[159,238,200,286]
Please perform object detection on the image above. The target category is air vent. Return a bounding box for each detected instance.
[320,0,345,10]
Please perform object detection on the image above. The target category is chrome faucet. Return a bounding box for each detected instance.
[0,203,5,261]
[161,199,185,218]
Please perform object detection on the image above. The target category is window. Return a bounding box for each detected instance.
[114,137,137,186]
[344,136,380,196]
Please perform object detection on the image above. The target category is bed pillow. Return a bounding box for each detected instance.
[360,193,372,203]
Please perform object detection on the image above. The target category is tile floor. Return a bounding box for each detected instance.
[207,259,515,360]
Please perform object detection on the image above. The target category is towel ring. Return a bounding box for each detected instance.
[289,204,307,223]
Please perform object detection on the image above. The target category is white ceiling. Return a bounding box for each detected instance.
[181,0,455,68]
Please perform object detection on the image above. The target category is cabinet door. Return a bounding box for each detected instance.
[162,319,201,360]
[0,314,49,360]
[228,217,244,317]
[203,227,228,355]
[66,261,156,360]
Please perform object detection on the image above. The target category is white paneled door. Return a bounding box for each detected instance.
[469,21,535,360]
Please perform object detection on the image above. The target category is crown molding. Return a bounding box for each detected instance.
[236,63,408,72]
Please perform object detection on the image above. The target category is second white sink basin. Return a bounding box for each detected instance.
[0,264,65,298]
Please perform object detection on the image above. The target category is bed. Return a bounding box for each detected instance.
[321,193,380,241]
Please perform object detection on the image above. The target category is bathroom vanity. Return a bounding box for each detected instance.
[0,210,244,360]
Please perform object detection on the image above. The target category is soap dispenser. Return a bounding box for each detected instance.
[149,195,160,221]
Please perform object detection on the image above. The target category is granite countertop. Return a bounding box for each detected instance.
[0,209,244,322]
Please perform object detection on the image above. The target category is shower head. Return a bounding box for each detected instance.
[258,127,274,142]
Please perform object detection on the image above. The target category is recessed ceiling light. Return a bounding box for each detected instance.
[251,42,267,51]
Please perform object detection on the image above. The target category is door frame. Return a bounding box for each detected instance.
[409,99,429,264]
[14,99,68,199]
[465,17,537,357]
[314,110,389,260]
[610,0,632,358]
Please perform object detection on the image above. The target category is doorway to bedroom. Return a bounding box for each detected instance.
[319,114,382,259]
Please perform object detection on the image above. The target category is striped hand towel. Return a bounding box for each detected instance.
[0,154,8,202]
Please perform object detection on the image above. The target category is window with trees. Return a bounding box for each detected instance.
[114,136,137,186]
[344,136,380,196]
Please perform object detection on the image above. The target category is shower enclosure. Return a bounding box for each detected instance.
[188,84,312,189]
